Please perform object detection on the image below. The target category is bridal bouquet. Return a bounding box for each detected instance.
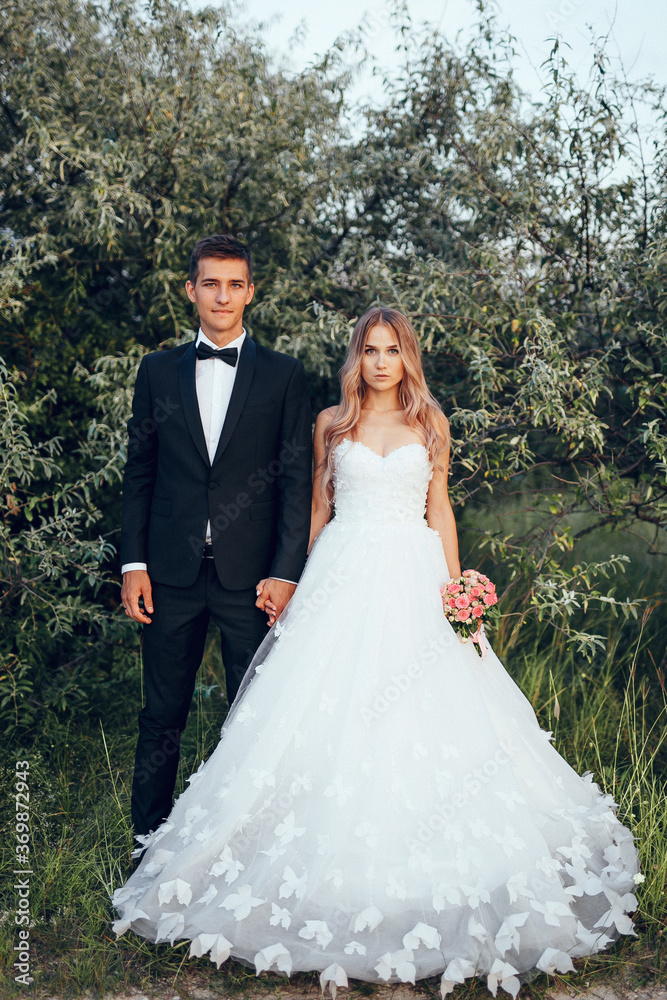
[440,570,500,658]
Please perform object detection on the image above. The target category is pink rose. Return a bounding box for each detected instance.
[448,598,457,608]
[485,583,496,593]
[469,586,481,597]
[483,592,498,606]
[463,569,475,577]
[447,583,462,594]
[456,609,471,622]
[455,594,470,609]
[472,605,484,618]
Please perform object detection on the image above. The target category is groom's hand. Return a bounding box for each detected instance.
[121,570,154,624]
[255,578,296,626]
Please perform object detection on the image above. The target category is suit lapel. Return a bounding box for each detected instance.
[212,335,256,468]
[178,341,210,467]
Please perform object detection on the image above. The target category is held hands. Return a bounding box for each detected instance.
[121,571,296,627]
[121,570,154,623]
[255,578,296,627]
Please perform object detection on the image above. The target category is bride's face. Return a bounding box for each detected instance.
[361,324,405,391]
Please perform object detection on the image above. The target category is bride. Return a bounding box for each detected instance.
[112,307,639,998]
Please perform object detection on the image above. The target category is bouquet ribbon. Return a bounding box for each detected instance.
[470,623,488,659]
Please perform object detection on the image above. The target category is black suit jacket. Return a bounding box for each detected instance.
[120,336,312,589]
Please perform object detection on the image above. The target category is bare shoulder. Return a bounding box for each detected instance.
[431,409,450,453]
[436,410,450,436]
[315,406,338,432]
[313,407,338,465]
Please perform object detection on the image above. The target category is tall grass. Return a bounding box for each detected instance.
[0,616,665,998]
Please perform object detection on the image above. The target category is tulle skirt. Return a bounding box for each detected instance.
[112,517,639,997]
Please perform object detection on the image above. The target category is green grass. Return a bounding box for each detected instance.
[0,617,665,998]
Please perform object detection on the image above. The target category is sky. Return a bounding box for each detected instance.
[232,0,667,115]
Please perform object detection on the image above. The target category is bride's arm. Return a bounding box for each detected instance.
[426,419,461,579]
[308,408,336,552]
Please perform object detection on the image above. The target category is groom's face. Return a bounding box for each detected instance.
[185,257,254,343]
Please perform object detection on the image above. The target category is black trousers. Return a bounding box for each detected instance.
[130,557,268,836]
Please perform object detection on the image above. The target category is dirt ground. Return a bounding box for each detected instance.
[59,982,667,1000]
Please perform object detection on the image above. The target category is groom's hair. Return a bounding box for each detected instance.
[189,234,253,285]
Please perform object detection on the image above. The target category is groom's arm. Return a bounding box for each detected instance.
[120,356,157,573]
[268,360,312,584]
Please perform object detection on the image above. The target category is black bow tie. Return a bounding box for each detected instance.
[195,343,238,366]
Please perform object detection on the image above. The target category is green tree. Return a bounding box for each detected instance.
[0,0,665,731]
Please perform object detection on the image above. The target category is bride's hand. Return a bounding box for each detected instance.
[255,578,296,626]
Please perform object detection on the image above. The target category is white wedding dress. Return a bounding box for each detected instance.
[112,439,639,998]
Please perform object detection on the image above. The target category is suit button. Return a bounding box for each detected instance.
[208,481,219,490]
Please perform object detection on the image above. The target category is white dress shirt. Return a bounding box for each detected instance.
[196,327,247,493]
[122,328,295,585]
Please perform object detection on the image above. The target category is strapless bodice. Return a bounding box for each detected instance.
[332,439,432,526]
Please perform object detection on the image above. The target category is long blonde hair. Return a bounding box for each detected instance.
[320,307,449,502]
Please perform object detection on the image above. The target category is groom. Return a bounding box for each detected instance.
[120,234,312,838]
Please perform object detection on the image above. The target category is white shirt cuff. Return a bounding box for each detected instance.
[120,566,295,585]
